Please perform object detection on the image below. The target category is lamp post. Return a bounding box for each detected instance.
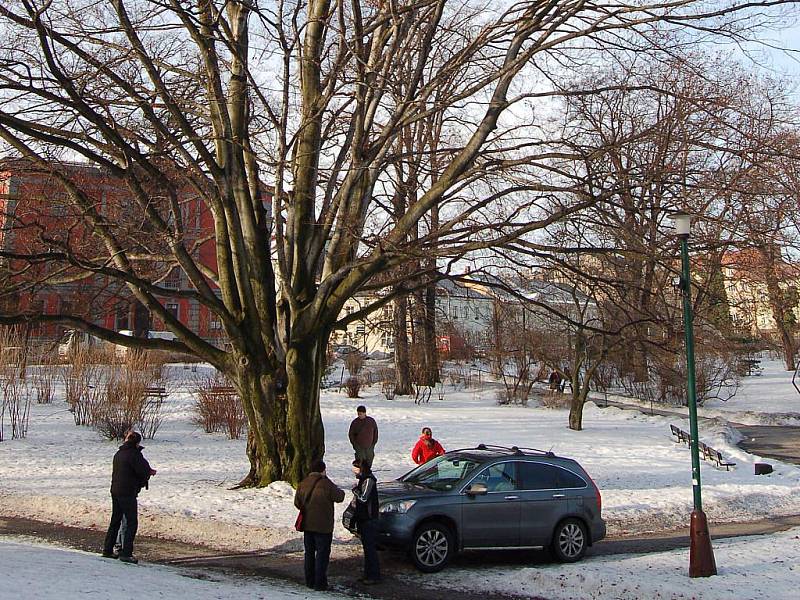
[672,211,717,578]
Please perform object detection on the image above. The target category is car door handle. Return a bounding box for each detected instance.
[552,494,565,498]
[504,495,519,500]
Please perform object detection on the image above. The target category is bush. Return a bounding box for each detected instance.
[345,352,365,376]
[192,374,246,439]
[63,346,106,426]
[28,347,59,404]
[93,352,166,440]
[345,376,361,398]
[0,326,32,440]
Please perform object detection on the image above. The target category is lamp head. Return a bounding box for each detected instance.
[670,211,692,237]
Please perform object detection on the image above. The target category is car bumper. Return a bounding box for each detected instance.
[377,513,414,548]
[591,518,607,544]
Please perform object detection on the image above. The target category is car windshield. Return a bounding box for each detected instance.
[400,455,481,491]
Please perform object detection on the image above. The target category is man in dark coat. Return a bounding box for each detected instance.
[102,431,156,563]
[294,460,345,591]
[351,458,380,584]
[348,405,378,468]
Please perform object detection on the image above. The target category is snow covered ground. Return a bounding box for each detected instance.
[1,358,800,598]
[2,528,799,600]
[429,526,800,600]
[701,357,800,424]
[597,356,800,426]
[0,536,339,600]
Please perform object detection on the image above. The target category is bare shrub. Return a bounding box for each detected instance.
[63,346,106,426]
[345,376,361,398]
[540,390,570,409]
[619,338,740,407]
[0,327,35,439]
[192,374,246,439]
[381,380,396,400]
[93,352,167,440]
[31,350,58,404]
[345,352,365,377]
[1,376,31,439]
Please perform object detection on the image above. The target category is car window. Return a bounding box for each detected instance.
[557,468,587,489]
[472,462,518,492]
[518,462,561,490]
[402,455,480,491]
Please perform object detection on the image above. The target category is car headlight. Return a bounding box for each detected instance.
[379,500,417,514]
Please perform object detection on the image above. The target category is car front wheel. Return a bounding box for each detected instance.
[410,523,454,573]
[551,518,587,562]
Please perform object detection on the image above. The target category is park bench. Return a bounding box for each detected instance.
[144,386,169,403]
[738,358,763,377]
[206,386,238,398]
[706,447,736,471]
[670,424,691,445]
[670,424,735,470]
[144,386,169,401]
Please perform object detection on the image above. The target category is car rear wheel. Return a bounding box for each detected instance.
[410,523,454,573]
[551,518,587,562]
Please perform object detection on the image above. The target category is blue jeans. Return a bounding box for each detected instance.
[103,496,138,557]
[303,531,333,589]
[358,519,380,581]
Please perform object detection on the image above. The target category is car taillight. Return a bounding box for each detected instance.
[588,475,602,514]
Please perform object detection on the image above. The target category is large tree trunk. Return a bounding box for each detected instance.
[233,337,326,487]
[568,381,591,431]
[762,248,797,371]
[394,293,413,395]
[421,279,439,385]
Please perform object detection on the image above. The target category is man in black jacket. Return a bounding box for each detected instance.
[102,431,156,563]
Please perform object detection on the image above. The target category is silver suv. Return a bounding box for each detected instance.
[375,445,605,572]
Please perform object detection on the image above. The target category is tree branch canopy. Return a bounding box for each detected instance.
[1,0,797,485]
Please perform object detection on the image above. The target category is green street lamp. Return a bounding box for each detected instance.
[672,211,717,578]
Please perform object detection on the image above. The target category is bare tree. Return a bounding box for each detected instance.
[1,1,797,485]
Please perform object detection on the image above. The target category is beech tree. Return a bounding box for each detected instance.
[1,0,797,486]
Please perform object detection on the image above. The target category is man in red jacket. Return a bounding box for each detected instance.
[411,427,445,465]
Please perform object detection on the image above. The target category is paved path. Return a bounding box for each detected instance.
[737,426,800,465]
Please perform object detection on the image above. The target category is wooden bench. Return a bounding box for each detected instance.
[670,425,735,470]
[706,447,736,470]
[206,386,237,398]
[670,424,691,445]
[144,386,168,400]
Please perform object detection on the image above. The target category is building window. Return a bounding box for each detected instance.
[166,303,179,319]
[381,332,394,349]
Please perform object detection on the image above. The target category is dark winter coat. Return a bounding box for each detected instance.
[353,472,379,523]
[110,441,152,497]
[349,416,378,450]
[294,472,346,534]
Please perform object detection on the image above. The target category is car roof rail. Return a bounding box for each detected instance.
[473,444,555,457]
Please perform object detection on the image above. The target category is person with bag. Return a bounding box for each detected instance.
[294,460,345,591]
[351,458,380,585]
[411,427,445,465]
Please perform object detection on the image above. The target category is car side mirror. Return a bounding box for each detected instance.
[465,482,488,496]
